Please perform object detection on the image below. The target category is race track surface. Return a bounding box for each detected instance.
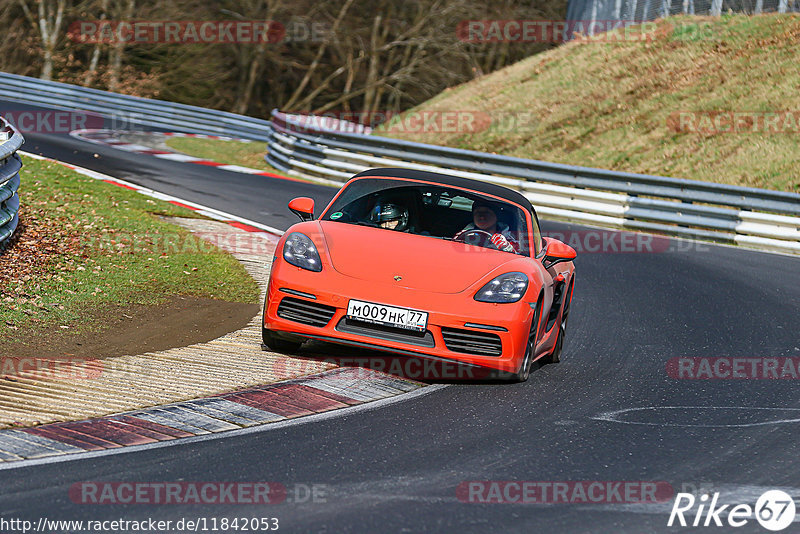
[2,100,799,533]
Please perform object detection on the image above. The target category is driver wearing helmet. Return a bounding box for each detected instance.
[457,199,518,252]
[370,201,410,232]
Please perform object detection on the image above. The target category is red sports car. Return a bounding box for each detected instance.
[262,168,576,381]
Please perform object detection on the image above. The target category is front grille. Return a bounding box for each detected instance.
[335,317,435,348]
[441,327,502,357]
[277,297,336,327]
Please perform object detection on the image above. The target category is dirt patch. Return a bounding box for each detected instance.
[3,296,260,359]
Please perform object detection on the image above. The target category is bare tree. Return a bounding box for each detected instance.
[282,0,356,111]
[83,0,109,86]
[2,0,567,116]
[18,0,67,80]
[216,0,287,116]
[107,0,135,92]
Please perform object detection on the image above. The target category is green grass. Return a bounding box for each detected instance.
[0,156,259,338]
[165,137,279,173]
[377,14,800,193]
[164,137,334,185]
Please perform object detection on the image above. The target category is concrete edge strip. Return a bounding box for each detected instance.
[0,368,429,466]
[69,128,305,183]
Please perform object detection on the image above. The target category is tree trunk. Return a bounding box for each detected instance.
[234,0,281,116]
[18,0,66,81]
[84,0,109,87]
[361,13,383,117]
[109,0,135,92]
[283,0,355,111]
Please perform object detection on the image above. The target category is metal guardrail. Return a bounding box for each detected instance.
[0,117,23,248]
[0,71,797,254]
[0,71,275,141]
[267,110,800,255]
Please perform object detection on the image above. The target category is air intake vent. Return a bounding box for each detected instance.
[336,317,435,347]
[546,281,565,332]
[277,297,336,328]
[441,327,502,357]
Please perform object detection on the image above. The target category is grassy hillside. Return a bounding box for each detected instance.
[379,15,800,193]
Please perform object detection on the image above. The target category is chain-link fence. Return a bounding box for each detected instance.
[567,0,798,25]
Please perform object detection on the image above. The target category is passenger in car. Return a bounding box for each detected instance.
[370,201,411,231]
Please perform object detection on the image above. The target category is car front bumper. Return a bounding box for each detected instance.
[263,261,536,373]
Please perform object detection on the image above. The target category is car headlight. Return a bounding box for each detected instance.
[474,272,528,303]
[283,232,322,272]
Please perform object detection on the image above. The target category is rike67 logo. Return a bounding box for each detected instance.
[668,490,796,531]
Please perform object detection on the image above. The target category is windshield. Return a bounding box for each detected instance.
[321,178,531,256]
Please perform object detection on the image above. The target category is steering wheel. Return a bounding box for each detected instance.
[453,229,500,250]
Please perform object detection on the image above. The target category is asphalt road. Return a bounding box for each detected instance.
[6,99,336,224]
[2,100,800,533]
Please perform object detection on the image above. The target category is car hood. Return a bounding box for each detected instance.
[320,221,516,293]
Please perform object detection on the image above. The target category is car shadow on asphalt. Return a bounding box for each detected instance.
[283,339,546,386]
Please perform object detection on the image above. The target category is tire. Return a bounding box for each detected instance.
[262,327,303,353]
[508,298,541,382]
[541,280,573,365]
[545,325,564,364]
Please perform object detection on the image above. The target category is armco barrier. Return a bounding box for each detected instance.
[0,71,797,254]
[0,117,23,247]
[267,110,800,255]
[0,71,274,141]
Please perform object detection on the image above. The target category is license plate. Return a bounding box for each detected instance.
[347,299,428,332]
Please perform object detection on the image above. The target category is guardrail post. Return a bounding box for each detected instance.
[0,117,23,249]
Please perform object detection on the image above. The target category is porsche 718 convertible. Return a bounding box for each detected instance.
[262,168,577,381]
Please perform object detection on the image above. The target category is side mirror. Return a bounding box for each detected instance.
[542,238,577,269]
[288,197,314,222]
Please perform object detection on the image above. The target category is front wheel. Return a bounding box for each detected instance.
[262,327,303,353]
[508,299,541,382]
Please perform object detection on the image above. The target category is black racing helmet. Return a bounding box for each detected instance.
[370,202,409,231]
